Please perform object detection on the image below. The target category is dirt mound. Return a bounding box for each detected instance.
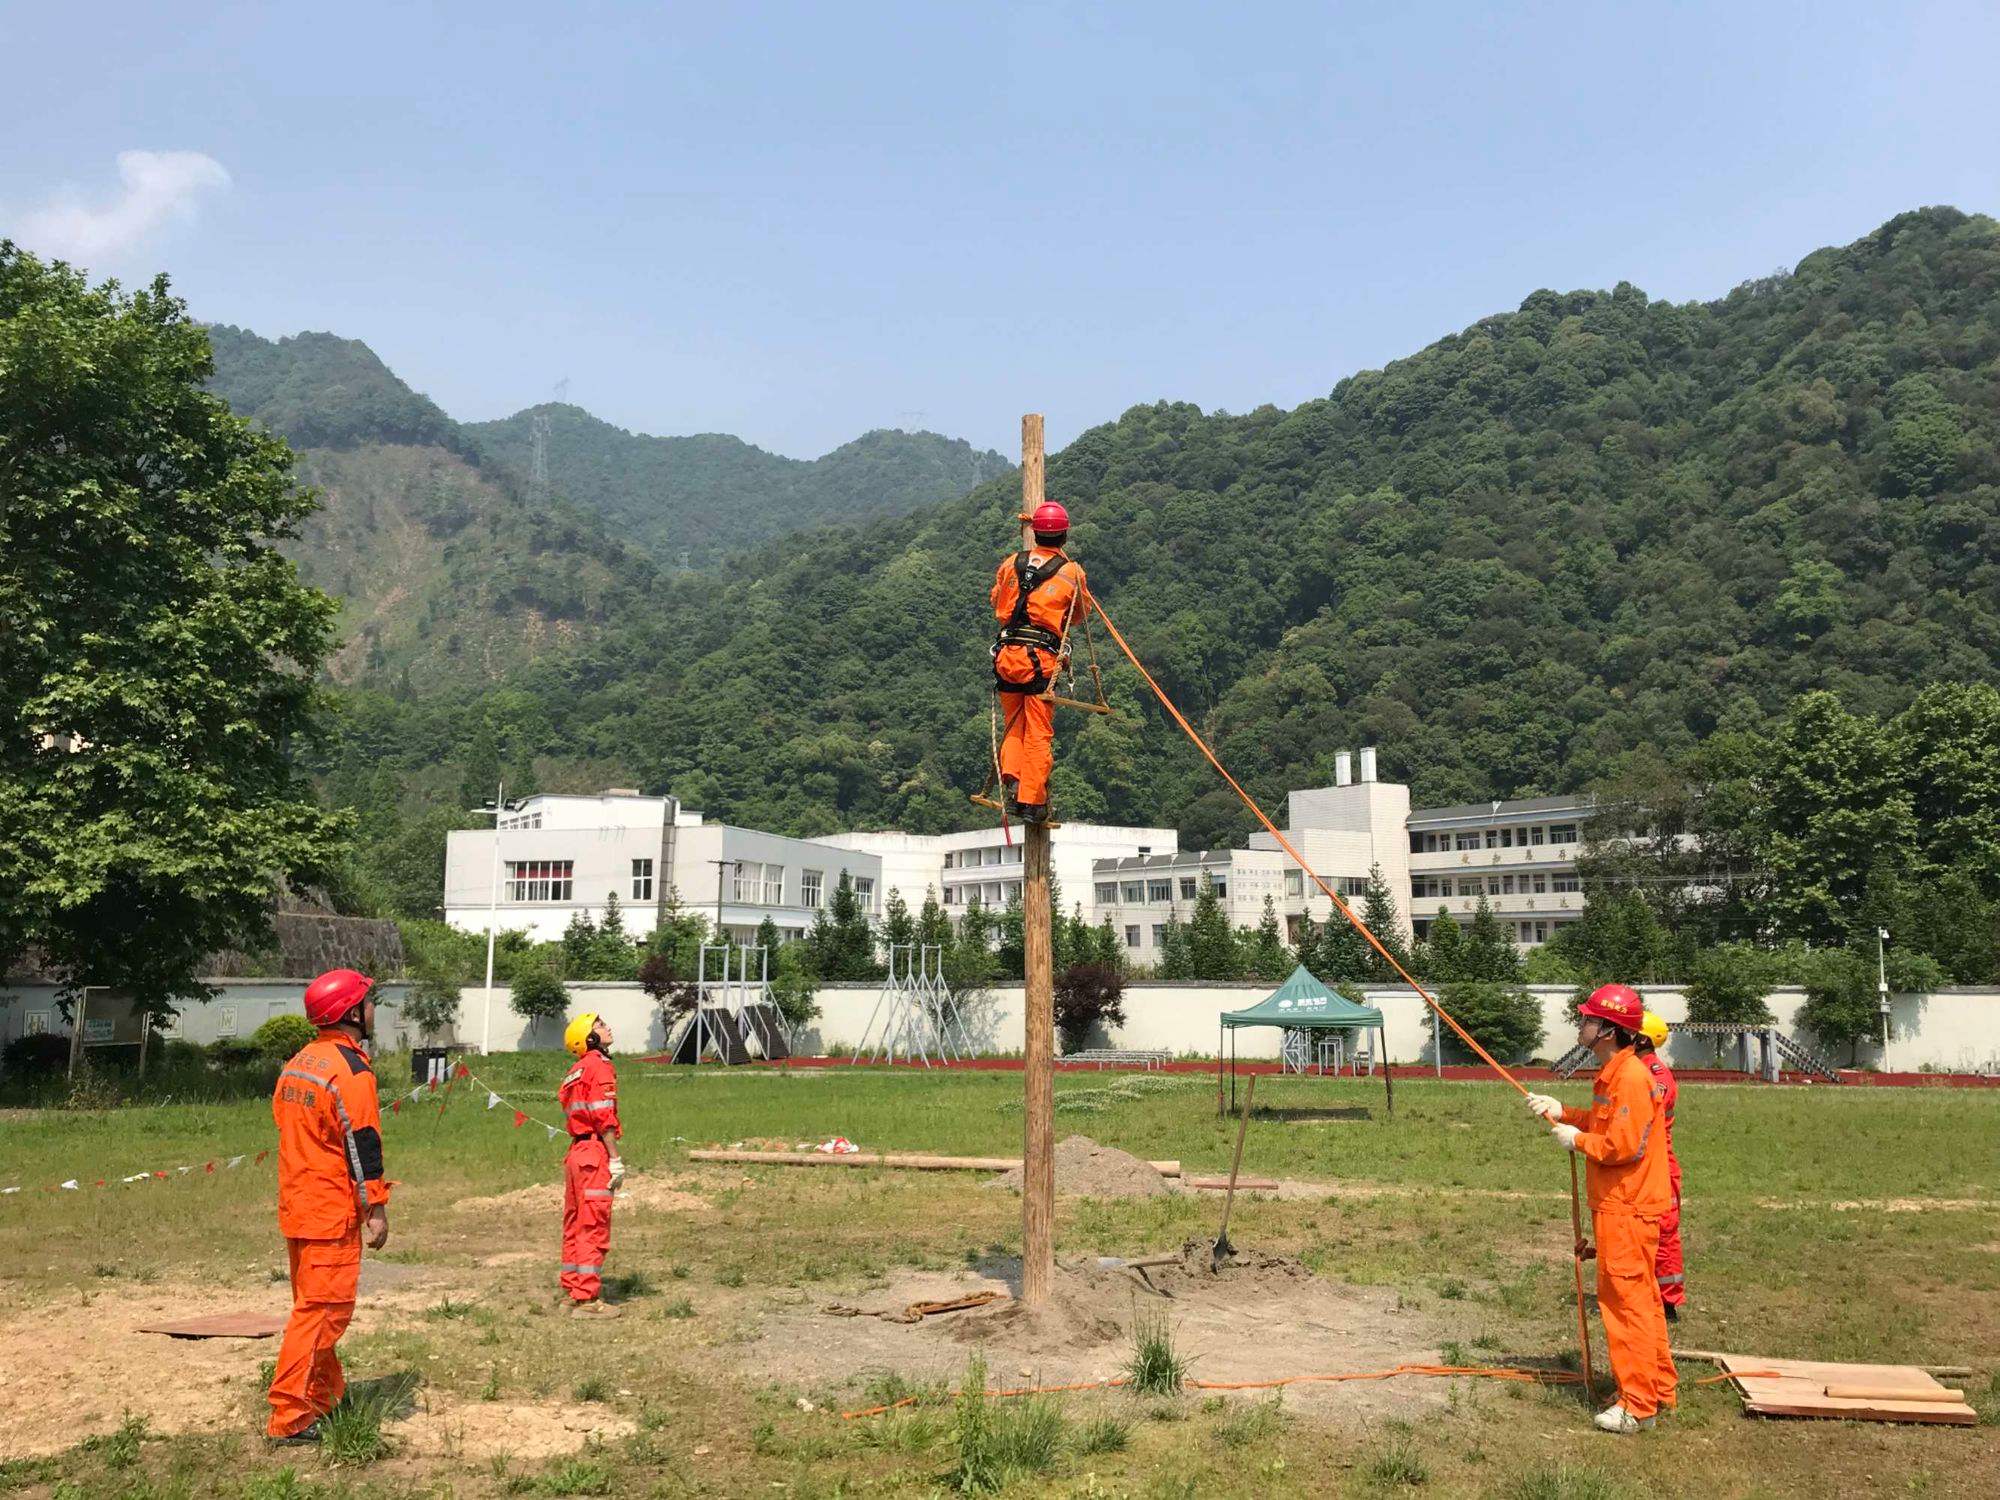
[985,1135,1166,1199]
[391,1397,636,1461]
[456,1174,709,1215]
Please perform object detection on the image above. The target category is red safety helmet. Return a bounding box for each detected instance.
[1579,982,1643,1030]
[1026,500,1069,537]
[303,968,374,1028]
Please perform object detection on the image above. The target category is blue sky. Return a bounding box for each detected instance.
[4,2,1996,458]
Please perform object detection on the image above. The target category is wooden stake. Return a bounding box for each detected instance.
[1020,411,1055,1308]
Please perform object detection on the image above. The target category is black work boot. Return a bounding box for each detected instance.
[1017,801,1049,825]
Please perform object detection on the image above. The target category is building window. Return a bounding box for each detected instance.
[1211,878,1228,899]
[1147,879,1172,903]
[1532,874,1547,894]
[1285,870,1304,898]
[1530,826,1545,845]
[1549,824,1579,844]
[1535,921,1549,942]
[1123,881,1145,903]
[1552,873,1580,893]
[1096,881,1118,905]
[1152,924,1167,946]
[854,876,875,909]
[631,858,654,901]
[802,869,824,908]
[1125,925,1141,949]
[1501,874,1516,894]
[1488,876,1503,895]
[763,864,785,904]
[1007,880,1021,902]
[1456,833,1481,851]
[508,859,574,902]
[1179,877,1198,899]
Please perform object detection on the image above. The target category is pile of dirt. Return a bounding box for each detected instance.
[456,1174,709,1215]
[985,1135,1166,1199]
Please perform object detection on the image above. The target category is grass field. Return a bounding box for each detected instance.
[2,1059,1997,1497]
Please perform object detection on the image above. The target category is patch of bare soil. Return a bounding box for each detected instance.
[1758,1196,2000,1214]
[456,1173,711,1215]
[731,1243,1461,1424]
[389,1396,635,1461]
[985,1135,1166,1199]
[1225,1178,1563,1204]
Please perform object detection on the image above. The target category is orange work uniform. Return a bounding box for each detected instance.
[559,1048,621,1302]
[1560,1046,1677,1419]
[1643,1052,1686,1308]
[990,547,1090,808]
[267,1029,390,1437]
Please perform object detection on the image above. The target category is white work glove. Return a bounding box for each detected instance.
[1551,1123,1581,1152]
[607,1156,626,1193]
[1525,1092,1563,1122]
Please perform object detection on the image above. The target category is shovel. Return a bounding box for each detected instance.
[1211,1071,1257,1269]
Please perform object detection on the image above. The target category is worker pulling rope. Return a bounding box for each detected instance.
[1080,588,1602,1399]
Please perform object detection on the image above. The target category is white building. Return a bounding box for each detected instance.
[1091,848,1294,961]
[822,822,1179,923]
[443,791,882,945]
[1404,794,1591,948]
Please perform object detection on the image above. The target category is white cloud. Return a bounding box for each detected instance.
[13,150,232,265]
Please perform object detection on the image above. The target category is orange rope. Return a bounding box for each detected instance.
[1085,592,1528,1098]
[839,1362,1757,1418]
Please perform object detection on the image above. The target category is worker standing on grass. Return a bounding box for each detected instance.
[559,1011,623,1317]
[1636,1011,1686,1321]
[1525,984,1676,1434]
[990,499,1089,825]
[267,968,391,1445]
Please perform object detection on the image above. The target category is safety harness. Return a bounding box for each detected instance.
[991,549,1072,694]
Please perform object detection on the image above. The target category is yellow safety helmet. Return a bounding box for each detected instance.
[1639,1011,1669,1048]
[563,1012,601,1058]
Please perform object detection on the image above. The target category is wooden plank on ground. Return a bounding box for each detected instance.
[139,1310,286,1339]
[1719,1353,1978,1426]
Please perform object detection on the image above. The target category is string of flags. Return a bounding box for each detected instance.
[2,1058,569,1198]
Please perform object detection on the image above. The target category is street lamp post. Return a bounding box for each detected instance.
[1876,926,1891,1069]
[471,782,513,1056]
[708,857,740,940]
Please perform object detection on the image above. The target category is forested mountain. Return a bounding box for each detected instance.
[315,207,2000,900]
[205,326,657,688]
[466,405,1010,566]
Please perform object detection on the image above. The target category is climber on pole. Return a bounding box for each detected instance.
[990,498,1089,825]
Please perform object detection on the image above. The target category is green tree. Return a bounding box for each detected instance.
[880,887,916,966]
[770,942,821,1033]
[509,959,569,1043]
[1092,914,1124,970]
[251,1013,317,1063]
[1681,945,1775,1025]
[814,870,879,981]
[946,895,999,990]
[1157,915,1194,979]
[916,887,952,955]
[0,247,346,1015]
[996,890,1026,981]
[1420,909,1467,982]
[1185,886,1240,981]
[401,956,464,1041]
[1313,903,1373,985]
[644,885,709,976]
[459,721,501,809]
[1245,897,1289,982]
[561,909,597,974]
[1434,982,1545,1065]
[1358,865,1412,981]
[1289,913,1318,971]
[1461,897,1523,983]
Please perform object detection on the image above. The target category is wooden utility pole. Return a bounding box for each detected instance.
[1019,411,1055,1308]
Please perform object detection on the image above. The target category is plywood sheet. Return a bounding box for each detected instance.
[138,1310,286,1339]
[1718,1353,1977,1426]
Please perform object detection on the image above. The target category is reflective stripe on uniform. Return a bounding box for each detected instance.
[566,1099,616,1113]
[1657,1273,1685,1285]
[279,1068,368,1217]
[560,1263,601,1275]
[584,1188,616,1199]
[1592,1094,1613,1108]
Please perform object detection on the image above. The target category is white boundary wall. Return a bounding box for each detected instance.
[7,980,1996,1074]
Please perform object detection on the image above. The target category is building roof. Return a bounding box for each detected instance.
[1092,850,1237,875]
[1406,794,1594,827]
[1220,966,1385,1029]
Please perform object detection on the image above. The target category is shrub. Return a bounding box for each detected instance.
[1435,982,1544,1064]
[2,1031,73,1079]
[252,1014,318,1063]
[1053,962,1127,1053]
[1125,1308,1188,1396]
[637,952,697,1017]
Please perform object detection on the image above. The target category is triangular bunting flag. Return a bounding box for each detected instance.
[487,1091,501,1110]
[176,1166,192,1175]
[391,1098,402,1115]
[455,1063,471,1079]
[545,1125,558,1140]
[95,1179,106,1187]
[59,1179,80,1190]
[1,1186,19,1194]
[255,1151,268,1164]
[204,1162,216,1174]
[513,1110,527,1128]
[227,1155,245,1169]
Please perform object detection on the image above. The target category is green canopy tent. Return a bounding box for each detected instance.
[1218,965,1391,1117]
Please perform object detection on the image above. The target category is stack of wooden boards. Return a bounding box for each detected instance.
[1715,1353,1978,1426]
